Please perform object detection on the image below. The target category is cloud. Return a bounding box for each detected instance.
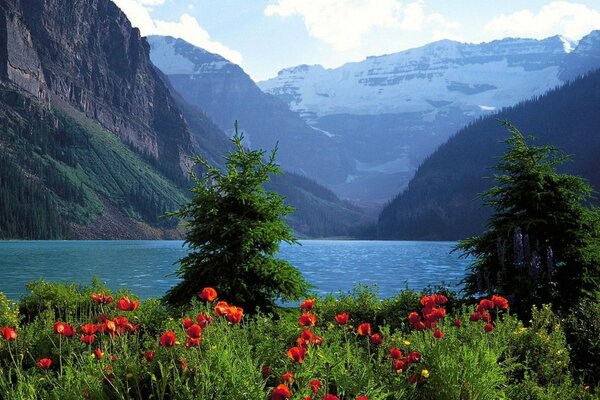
[264,0,458,51]
[112,0,243,64]
[484,1,600,40]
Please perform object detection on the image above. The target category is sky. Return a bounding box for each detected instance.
[112,0,600,81]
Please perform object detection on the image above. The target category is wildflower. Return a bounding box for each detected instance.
[100,320,117,335]
[198,287,218,302]
[91,291,113,305]
[421,369,430,378]
[94,348,103,359]
[37,358,52,370]
[454,319,462,328]
[214,301,230,316]
[407,312,421,324]
[262,365,271,378]
[469,312,481,322]
[182,317,194,329]
[393,359,407,372]
[159,331,177,347]
[196,313,214,328]
[186,324,202,339]
[323,395,339,400]
[389,347,403,359]
[287,346,307,364]
[297,329,323,347]
[81,323,98,335]
[491,295,509,310]
[299,313,318,327]
[334,313,349,325]
[271,384,291,400]
[143,351,155,362]
[433,328,444,339]
[282,371,295,383]
[225,306,244,324]
[476,299,494,313]
[300,298,316,310]
[110,354,117,362]
[403,340,411,346]
[53,322,77,338]
[484,323,494,332]
[185,337,201,347]
[83,389,90,398]
[81,334,96,344]
[357,322,371,336]
[356,396,369,400]
[433,294,448,305]
[180,358,187,371]
[309,379,321,393]
[370,333,383,345]
[406,351,421,364]
[117,296,139,311]
[1,327,17,341]
[412,321,426,331]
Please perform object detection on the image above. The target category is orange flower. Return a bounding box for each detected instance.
[214,301,230,316]
[196,313,214,328]
[198,287,218,302]
[282,371,295,383]
[433,328,444,339]
[226,306,244,324]
[334,313,349,325]
[117,296,139,311]
[287,346,307,364]
[389,347,403,359]
[309,379,321,393]
[300,298,315,310]
[357,322,371,336]
[91,291,113,305]
[271,384,291,400]
[298,313,317,327]
[186,324,202,339]
[37,358,52,370]
[94,348,104,359]
[101,320,117,335]
[159,331,177,347]
[1,327,17,341]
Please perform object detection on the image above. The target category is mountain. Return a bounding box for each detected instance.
[374,68,600,240]
[259,32,600,204]
[147,35,352,184]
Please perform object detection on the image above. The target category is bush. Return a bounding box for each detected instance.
[565,296,600,386]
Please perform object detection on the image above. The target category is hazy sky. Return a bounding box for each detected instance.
[112,0,600,81]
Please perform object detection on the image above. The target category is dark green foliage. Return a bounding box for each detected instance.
[165,123,310,311]
[564,297,600,386]
[456,122,600,315]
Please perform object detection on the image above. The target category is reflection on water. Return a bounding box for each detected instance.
[0,240,470,299]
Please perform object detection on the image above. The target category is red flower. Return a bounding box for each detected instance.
[91,291,113,305]
[226,306,244,324]
[287,346,307,364]
[182,317,194,329]
[433,294,448,305]
[476,299,494,313]
[262,365,271,378]
[100,320,117,335]
[37,358,52,370]
[94,348,104,359]
[420,295,436,308]
[198,287,217,302]
[271,384,291,400]
[110,354,117,362]
[469,312,481,322]
[406,351,421,364]
[186,324,202,339]
[53,322,76,338]
[185,337,201,348]
[412,321,426,331]
[454,319,462,328]
[480,311,492,323]
[433,328,444,339]
[113,316,138,334]
[356,396,369,400]
[81,323,98,335]
[117,296,139,311]
[214,301,230,316]
[357,322,371,336]
[298,313,317,327]
[282,371,295,383]
[491,295,509,310]
[370,333,383,345]
[300,298,316,310]
[323,395,340,400]
[1,327,17,341]
[297,329,323,347]
[81,334,96,344]
[484,322,494,332]
[389,347,403,360]
[407,312,421,324]
[309,379,321,393]
[196,313,214,328]
[393,359,407,372]
[144,351,155,362]
[334,313,349,325]
[159,331,177,347]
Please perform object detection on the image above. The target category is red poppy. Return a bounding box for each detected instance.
[100,320,117,335]
[300,298,316,310]
[81,334,96,344]
[298,313,317,327]
[144,351,155,362]
[214,301,230,316]
[198,287,218,302]
[356,396,369,400]
[91,291,113,305]
[370,333,383,345]
[182,317,194,329]
[282,371,295,383]
[406,351,421,364]
[433,293,448,305]
[491,295,509,310]
[196,313,214,328]
[433,328,444,339]
[480,311,492,323]
[476,299,494,313]
[53,322,77,338]
[393,359,407,372]
[389,347,403,359]
[469,312,481,322]
[334,313,349,325]
[186,324,202,339]
[412,321,426,331]
[113,316,137,334]
[262,365,271,378]
[407,312,421,324]
[94,348,104,359]
[1,327,17,341]
[309,379,321,393]
[159,331,177,347]
[323,394,340,400]
[37,358,52,370]
[185,337,201,348]
[454,318,462,328]
[484,322,494,332]
[357,322,371,336]
[271,384,291,400]
[420,295,436,308]
[117,296,139,311]
[287,346,307,364]
[81,323,98,336]
[423,319,437,329]
[226,306,244,324]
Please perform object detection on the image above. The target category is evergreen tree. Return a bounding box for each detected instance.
[164,122,310,312]
[457,121,600,315]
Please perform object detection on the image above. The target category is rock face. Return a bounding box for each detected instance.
[0,0,195,176]
[148,35,352,184]
[259,33,600,204]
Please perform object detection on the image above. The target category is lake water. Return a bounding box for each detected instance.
[0,240,471,300]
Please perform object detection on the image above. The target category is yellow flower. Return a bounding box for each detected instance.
[126,373,133,379]
[403,340,411,346]
[421,369,430,378]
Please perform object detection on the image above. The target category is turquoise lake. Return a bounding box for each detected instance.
[0,240,471,299]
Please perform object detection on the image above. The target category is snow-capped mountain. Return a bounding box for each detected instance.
[148,36,352,184]
[259,32,600,203]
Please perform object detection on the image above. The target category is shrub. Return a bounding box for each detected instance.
[565,296,600,386]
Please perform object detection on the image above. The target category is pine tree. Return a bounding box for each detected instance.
[164,122,310,312]
[457,121,600,315]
